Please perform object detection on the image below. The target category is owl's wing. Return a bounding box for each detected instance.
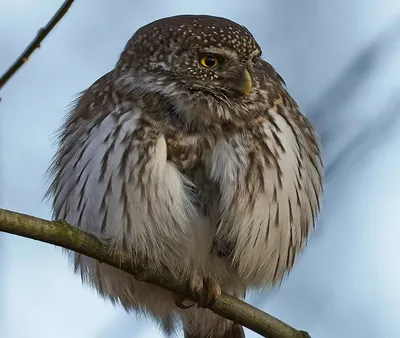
[209,97,322,288]
[47,72,196,273]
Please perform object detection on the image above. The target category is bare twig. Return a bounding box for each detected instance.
[0,207,310,338]
[0,0,75,91]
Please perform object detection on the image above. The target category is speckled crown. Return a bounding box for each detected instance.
[118,15,262,69]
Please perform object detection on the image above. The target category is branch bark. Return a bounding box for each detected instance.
[0,0,75,91]
[0,207,311,338]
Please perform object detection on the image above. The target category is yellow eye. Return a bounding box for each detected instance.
[200,55,219,68]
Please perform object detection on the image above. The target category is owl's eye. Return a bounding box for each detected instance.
[200,55,219,68]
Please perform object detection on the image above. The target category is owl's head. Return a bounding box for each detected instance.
[115,15,266,112]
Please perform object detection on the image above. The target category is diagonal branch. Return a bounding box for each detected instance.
[0,0,75,91]
[0,207,310,338]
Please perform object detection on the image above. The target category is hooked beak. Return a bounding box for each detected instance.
[242,68,252,96]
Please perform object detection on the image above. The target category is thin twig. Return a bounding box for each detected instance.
[0,0,75,91]
[0,207,310,338]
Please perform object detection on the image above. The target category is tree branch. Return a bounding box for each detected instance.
[0,0,75,91]
[0,207,310,338]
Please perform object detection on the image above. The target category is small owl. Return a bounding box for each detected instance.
[47,15,323,338]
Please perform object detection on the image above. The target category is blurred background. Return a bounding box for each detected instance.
[1,1,400,337]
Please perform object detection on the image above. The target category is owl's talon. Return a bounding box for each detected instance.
[190,275,221,308]
[173,293,195,309]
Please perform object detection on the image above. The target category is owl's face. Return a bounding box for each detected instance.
[116,15,265,108]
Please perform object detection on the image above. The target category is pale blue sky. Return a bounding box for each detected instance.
[1,1,400,337]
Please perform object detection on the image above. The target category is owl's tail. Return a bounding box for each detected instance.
[181,310,245,338]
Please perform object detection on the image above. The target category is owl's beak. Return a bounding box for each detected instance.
[242,69,252,96]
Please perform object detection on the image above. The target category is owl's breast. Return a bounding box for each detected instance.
[165,131,210,171]
[165,130,220,218]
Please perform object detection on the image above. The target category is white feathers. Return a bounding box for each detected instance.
[209,109,322,287]
[209,138,242,182]
[51,105,199,315]
[50,103,212,331]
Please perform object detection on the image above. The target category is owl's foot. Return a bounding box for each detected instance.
[190,275,221,308]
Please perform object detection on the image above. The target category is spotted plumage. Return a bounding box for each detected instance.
[47,15,323,338]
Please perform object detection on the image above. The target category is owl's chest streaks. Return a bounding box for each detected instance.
[164,130,219,218]
[165,132,207,171]
[163,121,271,215]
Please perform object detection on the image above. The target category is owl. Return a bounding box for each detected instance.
[47,15,323,338]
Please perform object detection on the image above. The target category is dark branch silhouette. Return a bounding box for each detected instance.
[0,0,75,91]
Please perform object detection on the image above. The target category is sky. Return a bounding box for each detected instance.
[1,1,400,337]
